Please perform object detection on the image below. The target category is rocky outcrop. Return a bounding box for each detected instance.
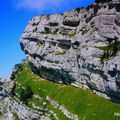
[0,77,50,120]
[0,96,51,120]
[95,0,120,4]
[20,0,120,102]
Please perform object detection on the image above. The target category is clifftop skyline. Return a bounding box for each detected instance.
[0,0,94,78]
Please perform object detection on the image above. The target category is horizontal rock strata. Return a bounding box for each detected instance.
[20,0,120,102]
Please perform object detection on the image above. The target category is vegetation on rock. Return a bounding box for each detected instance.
[12,63,120,120]
[96,41,120,62]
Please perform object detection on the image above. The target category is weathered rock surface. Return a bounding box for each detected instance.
[20,0,120,102]
[0,96,51,120]
[0,77,51,120]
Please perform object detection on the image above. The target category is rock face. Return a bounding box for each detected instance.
[20,0,120,102]
[95,0,120,4]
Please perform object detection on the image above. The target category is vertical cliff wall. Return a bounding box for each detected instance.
[20,0,120,101]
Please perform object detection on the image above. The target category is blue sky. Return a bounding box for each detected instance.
[0,0,94,78]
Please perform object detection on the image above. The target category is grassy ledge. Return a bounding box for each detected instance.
[13,63,120,120]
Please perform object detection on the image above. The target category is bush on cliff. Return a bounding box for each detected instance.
[20,85,33,105]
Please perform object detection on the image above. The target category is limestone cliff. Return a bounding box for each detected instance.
[20,0,120,101]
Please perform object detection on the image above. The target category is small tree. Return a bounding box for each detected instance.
[20,86,33,105]
[10,84,16,97]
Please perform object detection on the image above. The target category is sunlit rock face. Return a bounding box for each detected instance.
[20,0,120,102]
[95,0,120,4]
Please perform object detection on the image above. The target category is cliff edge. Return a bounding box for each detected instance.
[20,0,120,101]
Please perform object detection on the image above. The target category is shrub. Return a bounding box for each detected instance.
[20,86,33,104]
[81,26,89,34]
[10,84,16,97]
[96,41,120,62]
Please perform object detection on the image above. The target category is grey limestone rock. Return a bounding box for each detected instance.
[20,0,120,102]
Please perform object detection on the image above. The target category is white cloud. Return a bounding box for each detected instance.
[13,0,94,13]
[13,0,82,11]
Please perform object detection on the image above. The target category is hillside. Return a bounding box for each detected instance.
[1,63,120,120]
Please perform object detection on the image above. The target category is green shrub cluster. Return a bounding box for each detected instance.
[20,86,33,105]
[96,41,120,62]
[81,26,89,34]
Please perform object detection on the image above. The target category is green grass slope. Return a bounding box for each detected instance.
[12,63,120,120]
